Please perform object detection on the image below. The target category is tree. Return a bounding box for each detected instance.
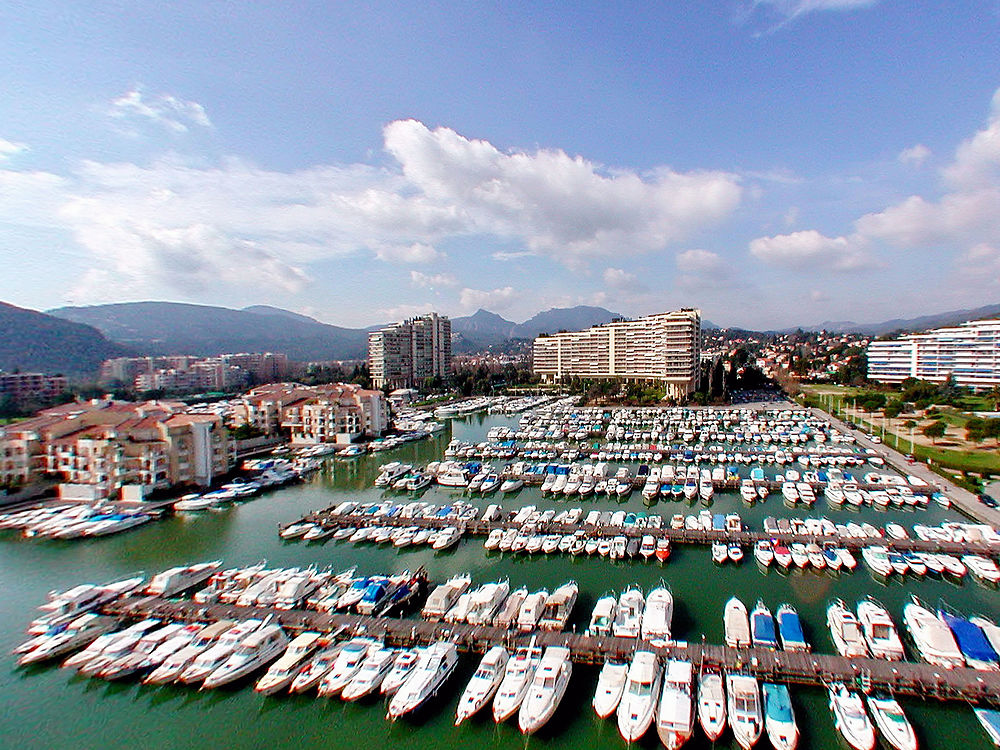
[922,421,946,444]
[966,417,987,443]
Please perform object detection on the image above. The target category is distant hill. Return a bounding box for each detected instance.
[241,305,322,325]
[0,302,132,377]
[803,303,1000,336]
[48,302,370,361]
[450,305,622,350]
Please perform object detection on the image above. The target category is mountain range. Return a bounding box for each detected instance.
[1,299,996,379]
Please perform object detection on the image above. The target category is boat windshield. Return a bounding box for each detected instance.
[871,623,891,640]
[629,680,653,697]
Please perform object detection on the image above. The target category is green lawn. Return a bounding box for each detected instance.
[913,442,1000,475]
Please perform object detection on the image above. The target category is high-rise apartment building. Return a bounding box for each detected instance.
[368,312,452,389]
[532,309,702,400]
[867,318,1000,389]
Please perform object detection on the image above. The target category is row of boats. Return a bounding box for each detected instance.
[421,576,578,631]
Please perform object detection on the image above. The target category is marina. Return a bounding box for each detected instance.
[2,405,1000,750]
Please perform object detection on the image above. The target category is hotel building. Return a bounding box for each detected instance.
[867,318,1000,389]
[532,308,702,400]
[368,312,451,390]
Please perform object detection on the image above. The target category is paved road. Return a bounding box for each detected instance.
[809,406,1000,528]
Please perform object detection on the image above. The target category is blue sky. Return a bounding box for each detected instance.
[1,0,999,329]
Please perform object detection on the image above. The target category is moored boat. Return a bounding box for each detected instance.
[593,661,628,719]
[762,682,798,750]
[866,693,917,750]
[456,646,508,725]
[518,646,572,734]
[828,683,876,750]
[725,597,751,649]
[698,668,727,742]
[727,673,763,750]
[617,650,661,743]
[656,659,694,750]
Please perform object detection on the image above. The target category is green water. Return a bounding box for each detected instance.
[1,413,996,749]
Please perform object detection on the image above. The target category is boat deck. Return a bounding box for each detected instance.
[103,594,1000,704]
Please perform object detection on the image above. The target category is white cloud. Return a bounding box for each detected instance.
[751,0,878,20]
[676,248,725,274]
[0,138,27,161]
[373,242,443,264]
[383,119,742,264]
[459,286,520,312]
[492,250,534,262]
[109,87,213,133]
[410,270,458,288]
[898,144,931,167]
[376,302,436,321]
[749,230,873,271]
[957,243,1000,283]
[943,88,1000,190]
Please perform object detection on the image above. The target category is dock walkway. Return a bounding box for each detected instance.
[102,594,1000,704]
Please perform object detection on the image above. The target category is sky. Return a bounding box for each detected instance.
[1,1,999,330]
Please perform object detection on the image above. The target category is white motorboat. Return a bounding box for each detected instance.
[18,614,119,666]
[318,637,378,696]
[762,682,798,750]
[493,642,543,722]
[465,579,511,626]
[342,646,399,701]
[98,622,189,679]
[455,646,509,725]
[640,586,673,646]
[254,631,322,694]
[289,642,345,693]
[538,581,578,631]
[903,596,964,668]
[727,673,763,750]
[698,669,727,742]
[857,597,904,661]
[592,661,628,719]
[828,683,876,750]
[587,594,617,637]
[380,648,422,696]
[493,587,527,628]
[178,619,263,684]
[827,599,869,658]
[62,617,160,670]
[516,589,548,632]
[202,623,289,689]
[725,597,751,649]
[421,573,473,621]
[387,641,459,719]
[612,587,645,639]
[866,694,917,750]
[617,650,661,743]
[656,659,694,750]
[432,526,462,550]
[518,646,573,734]
[145,620,235,684]
[144,560,221,597]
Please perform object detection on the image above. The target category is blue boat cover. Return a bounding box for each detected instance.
[778,609,806,646]
[941,612,999,664]
[763,683,794,722]
[753,611,778,646]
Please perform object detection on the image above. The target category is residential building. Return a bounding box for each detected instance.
[368,312,451,389]
[100,352,289,392]
[867,318,1000,389]
[0,372,68,406]
[532,309,702,400]
[0,399,229,498]
[279,383,389,445]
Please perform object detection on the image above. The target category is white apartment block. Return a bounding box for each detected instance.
[532,309,702,400]
[867,318,1000,389]
[368,312,451,390]
[278,383,389,445]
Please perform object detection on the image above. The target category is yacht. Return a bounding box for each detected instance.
[381,648,422,696]
[698,668,727,742]
[827,599,868,658]
[776,604,809,652]
[592,661,628,719]
[538,581,578,631]
[63,617,160,670]
[387,641,459,719]
[145,620,235,684]
[656,659,694,750]
[465,579,511,626]
[725,597,751,648]
[455,646,509,725]
[857,597,904,661]
[587,594,617,637]
[202,623,289,689]
[422,573,472,621]
[179,619,263,684]
[762,682,798,750]
[342,646,399,701]
[144,560,221,597]
[727,673,763,750]
[254,632,322,694]
[866,694,918,750]
[516,589,549,632]
[318,637,378,696]
[98,622,189,679]
[939,609,1000,670]
[640,586,673,646]
[975,708,1000,747]
[903,597,964,668]
[518,646,573,734]
[289,642,345,693]
[493,587,527,628]
[18,614,120,666]
[493,642,543,722]
[612,587,645,639]
[828,683,876,750]
[617,650,661,743]
[751,601,778,650]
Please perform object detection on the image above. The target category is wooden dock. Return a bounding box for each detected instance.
[102,594,1000,704]
[291,507,1000,560]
